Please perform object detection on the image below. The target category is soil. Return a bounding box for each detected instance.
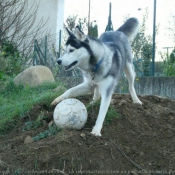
[0,94,175,175]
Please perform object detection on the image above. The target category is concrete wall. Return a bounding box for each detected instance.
[134,77,175,99]
[57,77,175,99]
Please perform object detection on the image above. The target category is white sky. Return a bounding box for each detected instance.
[64,0,175,61]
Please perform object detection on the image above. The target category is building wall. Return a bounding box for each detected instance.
[27,0,64,49]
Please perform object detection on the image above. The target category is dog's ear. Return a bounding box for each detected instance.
[74,26,87,41]
[66,27,74,37]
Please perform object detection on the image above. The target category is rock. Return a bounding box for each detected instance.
[110,99,117,105]
[139,151,144,156]
[52,85,67,92]
[14,65,55,87]
[48,120,54,127]
[39,150,52,163]
[24,135,34,144]
[119,99,127,106]
[80,133,85,138]
[169,116,174,121]
[132,172,138,175]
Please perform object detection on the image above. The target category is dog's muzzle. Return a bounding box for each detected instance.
[64,61,78,70]
[57,59,62,65]
[57,59,78,71]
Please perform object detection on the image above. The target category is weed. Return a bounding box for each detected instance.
[22,111,49,131]
[86,101,120,125]
[32,125,61,141]
[13,168,23,175]
[22,121,42,131]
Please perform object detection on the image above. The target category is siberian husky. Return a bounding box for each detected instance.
[51,18,142,136]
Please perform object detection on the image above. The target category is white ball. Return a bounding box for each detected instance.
[53,98,88,130]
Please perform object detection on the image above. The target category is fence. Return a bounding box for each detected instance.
[58,76,175,100]
[32,31,175,99]
[32,30,165,78]
[33,30,83,77]
[33,35,57,73]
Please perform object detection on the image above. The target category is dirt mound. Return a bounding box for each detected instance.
[0,94,175,175]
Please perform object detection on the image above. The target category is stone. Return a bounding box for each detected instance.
[14,65,55,87]
[24,135,34,144]
[119,99,127,106]
[110,99,117,105]
[139,151,144,156]
[80,133,85,138]
[48,120,54,127]
[52,85,67,92]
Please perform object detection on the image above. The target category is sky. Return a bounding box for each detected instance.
[64,0,175,61]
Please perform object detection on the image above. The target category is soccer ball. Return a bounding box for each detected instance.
[53,98,88,130]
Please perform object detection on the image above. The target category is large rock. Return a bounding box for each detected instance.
[14,65,55,87]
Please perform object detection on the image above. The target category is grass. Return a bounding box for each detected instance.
[86,101,120,125]
[0,79,120,134]
[0,80,65,134]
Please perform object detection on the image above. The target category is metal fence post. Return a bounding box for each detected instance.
[33,39,38,65]
[151,0,156,76]
[44,35,47,65]
[58,30,62,58]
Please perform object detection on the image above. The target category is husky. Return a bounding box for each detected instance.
[51,18,142,136]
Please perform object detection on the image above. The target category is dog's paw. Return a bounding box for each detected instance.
[134,100,142,105]
[51,97,63,106]
[91,127,101,137]
[89,100,94,105]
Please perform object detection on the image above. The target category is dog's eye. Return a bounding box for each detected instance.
[69,49,74,52]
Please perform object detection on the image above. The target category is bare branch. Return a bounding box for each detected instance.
[0,0,47,60]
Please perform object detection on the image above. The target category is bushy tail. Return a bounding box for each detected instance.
[117,18,139,41]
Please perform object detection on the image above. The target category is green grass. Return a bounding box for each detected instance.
[86,101,120,125]
[0,81,65,134]
[0,79,120,134]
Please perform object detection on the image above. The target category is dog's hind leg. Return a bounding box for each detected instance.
[124,62,142,104]
[90,86,100,104]
[93,87,100,101]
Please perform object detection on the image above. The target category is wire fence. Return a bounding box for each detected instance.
[33,30,164,78]
[33,30,83,77]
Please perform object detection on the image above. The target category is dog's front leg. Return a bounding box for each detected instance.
[91,78,115,136]
[51,82,91,105]
[91,92,112,136]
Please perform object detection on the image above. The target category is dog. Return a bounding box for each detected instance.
[51,18,142,136]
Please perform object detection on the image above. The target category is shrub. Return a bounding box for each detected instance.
[0,40,23,86]
[163,61,175,76]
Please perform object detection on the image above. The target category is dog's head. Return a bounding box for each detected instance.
[57,27,92,71]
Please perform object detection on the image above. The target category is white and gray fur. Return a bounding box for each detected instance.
[51,18,142,136]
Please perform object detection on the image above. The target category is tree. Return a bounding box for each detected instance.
[0,0,48,84]
[141,42,152,76]
[159,49,175,77]
[64,15,88,33]
[64,15,98,38]
[0,0,46,59]
[170,47,175,63]
[88,21,98,38]
[131,8,151,59]
[130,8,158,76]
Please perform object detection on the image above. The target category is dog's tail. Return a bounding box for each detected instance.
[117,18,139,41]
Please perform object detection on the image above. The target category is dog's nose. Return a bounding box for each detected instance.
[57,59,62,65]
